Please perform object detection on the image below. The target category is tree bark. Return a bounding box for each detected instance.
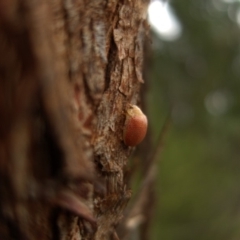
[0,0,150,239]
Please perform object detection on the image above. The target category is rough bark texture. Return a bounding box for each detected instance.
[0,0,150,239]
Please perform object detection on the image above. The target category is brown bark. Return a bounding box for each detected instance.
[0,0,150,239]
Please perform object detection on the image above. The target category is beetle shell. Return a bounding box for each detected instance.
[123,105,148,146]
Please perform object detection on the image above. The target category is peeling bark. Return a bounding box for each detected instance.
[0,0,150,239]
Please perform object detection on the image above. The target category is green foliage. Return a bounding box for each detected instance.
[147,0,240,239]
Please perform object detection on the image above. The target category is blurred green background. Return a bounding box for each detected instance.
[147,0,240,239]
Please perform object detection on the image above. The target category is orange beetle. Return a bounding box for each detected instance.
[123,105,148,147]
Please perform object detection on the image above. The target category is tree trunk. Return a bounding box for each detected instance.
[0,0,150,239]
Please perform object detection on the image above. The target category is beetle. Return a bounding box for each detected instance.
[123,105,148,147]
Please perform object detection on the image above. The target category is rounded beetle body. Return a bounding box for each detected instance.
[123,105,148,147]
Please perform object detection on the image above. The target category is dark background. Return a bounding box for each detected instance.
[147,0,240,239]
